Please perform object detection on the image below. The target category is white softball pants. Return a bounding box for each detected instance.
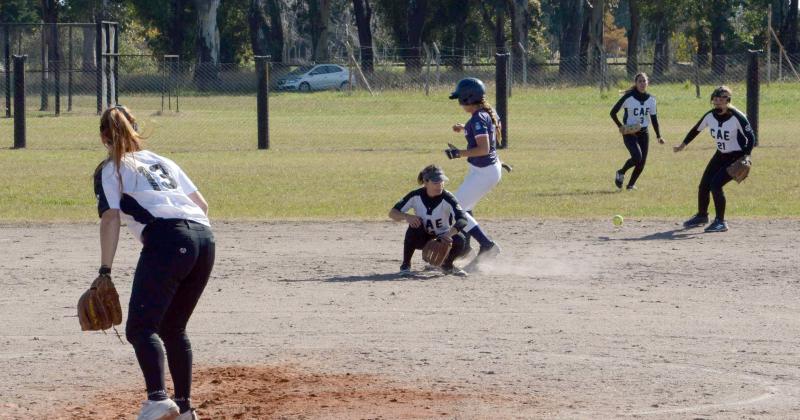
[454,161,502,231]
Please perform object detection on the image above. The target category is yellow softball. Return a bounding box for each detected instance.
[613,214,624,227]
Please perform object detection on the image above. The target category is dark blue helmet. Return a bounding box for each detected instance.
[449,78,486,105]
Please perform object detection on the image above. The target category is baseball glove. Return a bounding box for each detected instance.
[422,237,452,267]
[78,274,123,331]
[726,156,751,183]
[621,123,642,135]
[445,143,461,159]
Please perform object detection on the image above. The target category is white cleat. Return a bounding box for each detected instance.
[137,399,180,420]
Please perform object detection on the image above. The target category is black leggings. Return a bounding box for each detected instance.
[403,226,469,268]
[126,219,215,405]
[620,129,650,187]
[697,151,744,221]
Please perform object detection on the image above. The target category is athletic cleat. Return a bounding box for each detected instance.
[683,214,709,228]
[463,242,501,272]
[137,399,180,420]
[399,264,412,277]
[704,219,728,233]
[442,265,468,277]
[626,185,637,191]
[176,409,199,420]
[615,171,624,189]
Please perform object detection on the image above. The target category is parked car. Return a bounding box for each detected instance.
[276,64,351,92]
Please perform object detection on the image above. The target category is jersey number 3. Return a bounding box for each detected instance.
[138,163,178,191]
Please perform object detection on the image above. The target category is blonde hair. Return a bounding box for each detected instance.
[94,106,143,187]
[478,99,502,143]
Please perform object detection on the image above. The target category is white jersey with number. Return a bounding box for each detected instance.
[691,108,755,154]
[94,150,210,242]
[614,91,657,127]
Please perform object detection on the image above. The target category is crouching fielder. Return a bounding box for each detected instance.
[389,165,471,276]
[446,78,502,261]
[674,86,756,232]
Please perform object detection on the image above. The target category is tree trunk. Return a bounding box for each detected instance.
[81,26,96,71]
[169,0,186,55]
[559,0,584,77]
[41,0,59,111]
[447,0,469,71]
[578,10,590,73]
[352,0,374,74]
[310,0,331,62]
[781,0,798,54]
[587,0,604,78]
[405,0,427,73]
[494,0,507,53]
[695,22,710,68]
[626,0,639,77]
[249,0,270,57]
[652,10,670,78]
[267,0,284,63]
[510,0,530,81]
[709,2,728,77]
[193,0,221,90]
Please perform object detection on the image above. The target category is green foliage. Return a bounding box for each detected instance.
[0,0,39,23]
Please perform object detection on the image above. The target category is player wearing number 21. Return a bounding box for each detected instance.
[93,105,213,419]
[673,86,756,233]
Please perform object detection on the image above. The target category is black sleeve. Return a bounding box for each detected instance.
[94,163,110,218]
[650,114,661,138]
[392,190,417,212]
[609,93,629,127]
[731,109,756,154]
[443,192,468,231]
[682,112,710,145]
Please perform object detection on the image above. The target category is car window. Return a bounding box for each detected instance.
[327,66,342,73]
[288,65,313,76]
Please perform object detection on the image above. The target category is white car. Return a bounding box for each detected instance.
[276,64,351,92]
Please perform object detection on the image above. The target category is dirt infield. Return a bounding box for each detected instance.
[1,220,799,419]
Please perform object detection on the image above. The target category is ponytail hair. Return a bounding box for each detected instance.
[95,105,144,187]
[478,98,502,143]
[626,72,649,93]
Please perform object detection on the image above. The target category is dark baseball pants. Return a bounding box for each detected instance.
[403,226,469,269]
[697,150,745,221]
[620,129,650,187]
[125,219,215,407]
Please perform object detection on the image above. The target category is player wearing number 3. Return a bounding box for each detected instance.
[93,106,213,419]
[674,86,756,233]
[609,72,664,190]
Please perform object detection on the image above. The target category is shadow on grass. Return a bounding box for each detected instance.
[531,190,619,198]
[278,271,444,283]
[599,227,701,241]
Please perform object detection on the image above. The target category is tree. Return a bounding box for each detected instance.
[510,0,532,79]
[40,0,60,111]
[708,0,732,76]
[558,0,584,77]
[587,0,604,77]
[309,0,331,62]
[626,0,639,77]
[406,0,429,72]
[779,0,798,53]
[249,0,284,62]
[193,0,220,88]
[352,0,374,73]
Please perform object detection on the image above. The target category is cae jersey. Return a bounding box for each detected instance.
[611,90,657,127]
[393,189,468,236]
[464,110,498,168]
[684,108,756,154]
[94,150,210,242]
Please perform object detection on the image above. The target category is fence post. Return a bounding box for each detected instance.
[767,4,772,85]
[255,55,270,150]
[40,25,49,111]
[746,50,760,146]
[113,23,119,105]
[423,43,431,96]
[53,23,61,115]
[495,52,509,149]
[95,18,103,114]
[68,25,73,112]
[518,42,527,86]
[693,54,701,99]
[13,55,26,149]
[4,25,10,117]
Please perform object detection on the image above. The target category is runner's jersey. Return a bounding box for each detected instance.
[94,150,210,242]
[464,109,498,167]
[393,188,467,236]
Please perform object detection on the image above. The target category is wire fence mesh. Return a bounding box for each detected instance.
[2,41,799,151]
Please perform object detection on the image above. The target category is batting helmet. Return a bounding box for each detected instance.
[449,78,486,105]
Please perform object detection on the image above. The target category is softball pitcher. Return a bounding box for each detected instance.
[446,78,502,266]
[389,165,470,276]
[93,106,212,420]
[674,86,756,232]
[609,72,664,190]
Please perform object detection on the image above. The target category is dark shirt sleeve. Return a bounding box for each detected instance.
[609,93,629,127]
[650,114,661,138]
[94,164,110,218]
[393,190,416,212]
[732,109,756,154]
[443,192,468,231]
[682,113,709,145]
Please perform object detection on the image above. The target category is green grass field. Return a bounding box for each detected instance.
[1,82,798,221]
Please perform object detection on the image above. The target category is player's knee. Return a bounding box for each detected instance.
[125,321,156,346]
